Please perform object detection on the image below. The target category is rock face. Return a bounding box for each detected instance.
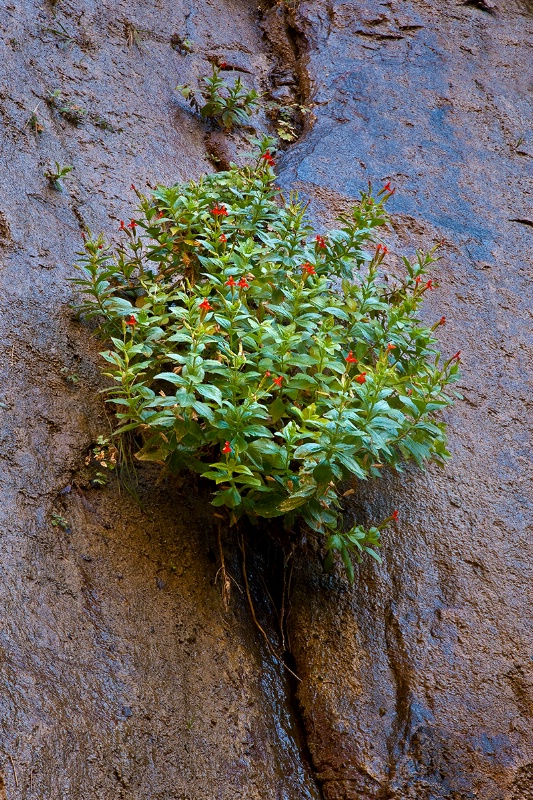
[282,1,533,798]
[0,1,318,797]
[0,0,532,798]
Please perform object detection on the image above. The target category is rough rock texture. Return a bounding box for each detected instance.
[0,1,318,797]
[281,1,533,798]
[0,0,532,798]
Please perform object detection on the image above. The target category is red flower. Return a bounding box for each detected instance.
[392,509,399,521]
[415,276,421,285]
[119,220,126,231]
[262,150,275,167]
[219,61,228,69]
[219,233,227,243]
[452,351,461,362]
[425,279,434,290]
[225,276,236,287]
[355,372,367,384]
[383,181,396,195]
[301,262,316,276]
[237,277,249,289]
[315,235,326,249]
[387,343,396,351]
[211,204,228,217]
[130,184,136,191]
[127,219,137,230]
[439,316,446,325]
[125,315,137,326]
[376,243,389,254]
[265,371,271,377]
[222,441,232,454]
[158,210,164,218]
[272,376,283,387]
[345,351,357,364]
[199,298,213,311]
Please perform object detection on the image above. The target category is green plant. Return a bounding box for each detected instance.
[45,161,73,191]
[170,33,193,53]
[51,512,71,532]
[60,366,80,385]
[177,64,259,130]
[73,139,460,580]
[26,103,44,135]
[42,20,76,49]
[124,20,143,48]
[84,435,118,486]
[265,100,309,143]
[47,89,86,125]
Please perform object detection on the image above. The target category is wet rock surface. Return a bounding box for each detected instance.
[0,0,532,798]
[280,1,533,798]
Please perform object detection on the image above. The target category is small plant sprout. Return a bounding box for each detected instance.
[73,138,460,583]
[47,89,86,125]
[170,33,193,53]
[51,513,71,532]
[124,20,143,49]
[177,63,259,130]
[45,161,73,191]
[60,366,79,385]
[25,103,44,135]
[84,435,118,486]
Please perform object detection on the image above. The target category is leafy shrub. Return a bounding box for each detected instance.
[177,64,259,129]
[73,140,460,580]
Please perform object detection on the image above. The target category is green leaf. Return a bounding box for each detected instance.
[313,460,333,484]
[197,384,223,405]
[293,442,323,459]
[340,544,355,583]
[269,397,286,424]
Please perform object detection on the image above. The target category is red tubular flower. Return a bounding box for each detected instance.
[125,315,137,326]
[211,204,228,217]
[272,376,283,387]
[262,150,275,167]
[225,276,236,287]
[383,181,392,193]
[345,351,357,364]
[452,351,461,362]
[315,235,326,249]
[222,441,232,454]
[301,262,316,276]
[392,509,399,521]
[425,279,434,290]
[157,210,164,218]
[199,298,213,311]
[376,243,389,254]
[387,343,396,351]
[439,316,446,325]
[127,219,137,230]
[119,220,126,231]
[130,184,136,191]
[265,371,271,377]
[237,277,249,289]
[219,233,227,243]
[415,276,421,285]
[355,372,367,384]
[219,61,228,69]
